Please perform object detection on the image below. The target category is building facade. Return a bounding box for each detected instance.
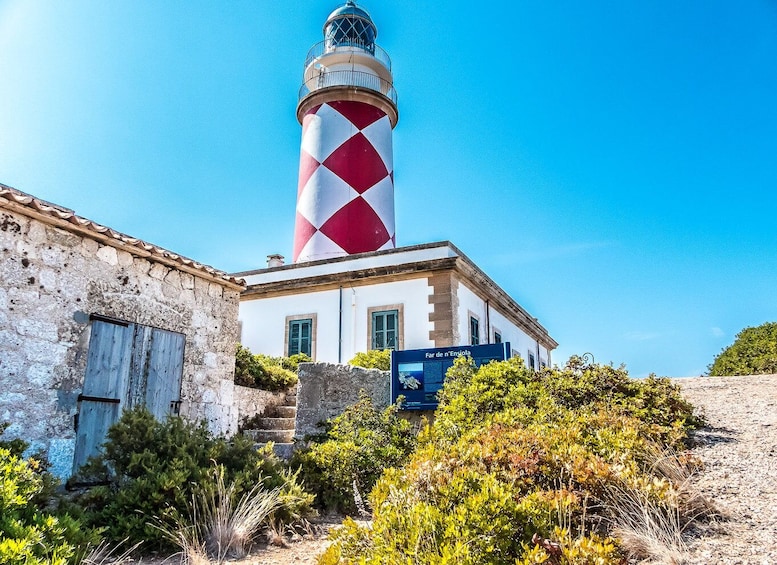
[236,242,557,367]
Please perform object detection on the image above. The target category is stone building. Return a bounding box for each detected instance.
[0,184,245,478]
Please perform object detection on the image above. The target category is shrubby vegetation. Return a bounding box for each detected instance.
[348,349,391,371]
[73,407,314,551]
[1,349,709,563]
[708,321,777,376]
[320,356,708,564]
[291,393,417,513]
[234,344,308,391]
[0,426,101,565]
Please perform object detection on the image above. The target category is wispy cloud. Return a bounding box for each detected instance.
[490,241,615,266]
[623,331,662,342]
[710,327,725,338]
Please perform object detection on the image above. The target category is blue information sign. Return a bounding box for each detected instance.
[390,343,511,410]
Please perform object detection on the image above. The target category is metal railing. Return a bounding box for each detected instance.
[299,69,397,105]
[303,40,392,72]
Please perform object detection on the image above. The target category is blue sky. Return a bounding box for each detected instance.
[2,1,776,377]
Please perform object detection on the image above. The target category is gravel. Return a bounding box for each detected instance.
[677,374,777,565]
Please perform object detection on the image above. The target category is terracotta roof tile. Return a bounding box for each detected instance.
[0,183,245,290]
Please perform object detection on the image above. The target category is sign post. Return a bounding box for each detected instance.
[390,343,511,410]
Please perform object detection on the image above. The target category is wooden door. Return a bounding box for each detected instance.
[72,318,186,474]
[143,328,185,419]
[72,318,133,472]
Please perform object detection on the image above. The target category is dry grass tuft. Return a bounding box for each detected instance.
[79,539,142,565]
[158,465,283,564]
[646,444,720,525]
[606,483,687,564]
[605,445,719,564]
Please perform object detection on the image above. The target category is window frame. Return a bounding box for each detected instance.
[285,314,317,359]
[468,312,481,346]
[367,304,404,351]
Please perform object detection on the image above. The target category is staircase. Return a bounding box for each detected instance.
[242,389,297,459]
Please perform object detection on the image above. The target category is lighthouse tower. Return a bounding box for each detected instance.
[292,1,398,263]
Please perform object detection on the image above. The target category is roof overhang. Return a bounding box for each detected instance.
[0,183,245,291]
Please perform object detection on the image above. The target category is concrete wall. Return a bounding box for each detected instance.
[294,362,390,439]
[0,209,240,477]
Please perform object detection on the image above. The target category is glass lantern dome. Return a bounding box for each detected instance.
[323,1,377,52]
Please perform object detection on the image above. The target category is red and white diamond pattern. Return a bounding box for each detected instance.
[293,100,395,262]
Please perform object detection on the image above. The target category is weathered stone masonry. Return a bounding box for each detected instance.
[0,186,245,478]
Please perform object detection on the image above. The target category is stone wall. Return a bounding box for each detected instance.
[0,208,241,477]
[294,362,391,439]
[233,384,289,428]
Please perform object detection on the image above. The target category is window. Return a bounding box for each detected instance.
[285,314,316,359]
[528,351,536,370]
[371,309,399,350]
[470,316,480,345]
[288,318,312,356]
[494,331,502,344]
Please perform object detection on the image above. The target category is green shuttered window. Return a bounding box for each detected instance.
[288,318,312,356]
[371,310,398,350]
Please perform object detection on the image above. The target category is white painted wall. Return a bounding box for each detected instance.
[239,277,434,363]
[456,281,550,368]
[239,289,340,360]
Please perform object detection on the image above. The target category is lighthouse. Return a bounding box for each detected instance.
[292,1,398,263]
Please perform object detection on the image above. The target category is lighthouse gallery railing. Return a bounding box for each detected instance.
[299,70,397,106]
[303,40,392,71]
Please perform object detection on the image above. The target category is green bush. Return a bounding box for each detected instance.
[73,407,313,550]
[234,344,305,391]
[322,357,706,564]
[708,322,777,376]
[291,393,417,513]
[434,356,702,446]
[348,349,391,371]
[0,446,103,565]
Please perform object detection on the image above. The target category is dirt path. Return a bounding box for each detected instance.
[677,374,777,565]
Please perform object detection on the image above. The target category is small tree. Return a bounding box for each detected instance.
[708,322,777,376]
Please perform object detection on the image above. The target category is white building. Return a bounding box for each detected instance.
[235,241,556,368]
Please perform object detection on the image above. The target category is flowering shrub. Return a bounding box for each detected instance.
[322,357,707,564]
[0,426,102,565]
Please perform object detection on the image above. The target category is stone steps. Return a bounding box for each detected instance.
[270,443,295,460]
[264,405,297,418]
[255,417,296,430]
[245,428,295,444]
[243,388,299,458]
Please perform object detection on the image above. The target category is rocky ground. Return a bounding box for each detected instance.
[677,374,777,565]
[140,374,777,565]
